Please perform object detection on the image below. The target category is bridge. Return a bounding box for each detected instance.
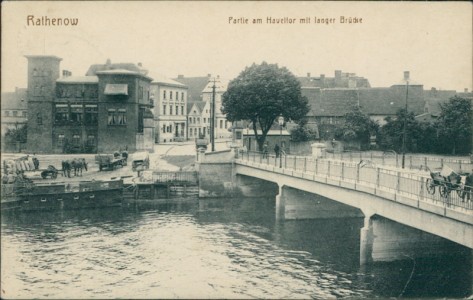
[198,149,473,264]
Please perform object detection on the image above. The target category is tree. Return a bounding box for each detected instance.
[5,124,27,143]
[436,96,472,155]
[334,107,378,149]
[222,62,309,150]
[291,118,318,142]
[378,109,422,153]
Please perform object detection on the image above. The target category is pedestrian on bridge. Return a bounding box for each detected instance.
[263,142,269,159]
[274,144,280,158]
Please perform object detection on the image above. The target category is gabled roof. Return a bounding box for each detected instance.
[187,101,207,115]
[302,86,426,118]
[150,73,186,87]
[302,88,359,117]
[358,88,425,116]
[1,88,27,110]
[423,89,456,117]
[173,76,210,102]
[56,76,98,84]
[202,79,228,93]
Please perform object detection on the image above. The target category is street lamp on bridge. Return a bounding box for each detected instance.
[401,73,409,169]
[278,115,284,168]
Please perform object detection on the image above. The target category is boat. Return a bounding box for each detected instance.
[1,178,124,212]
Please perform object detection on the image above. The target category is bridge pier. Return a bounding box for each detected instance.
[360,215,463,265]
[360,215,374,265]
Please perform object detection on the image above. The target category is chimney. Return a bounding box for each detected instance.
[307,72,311,78]
[138,62,142,67]
[404,71,410,81]
[207,74,211,78]
[62,70,71,77]
[335,70,341,79]
[106,59,111,65]
[217,75,220,79]
[178,74,184,79]
[465,88,468,93]
[320,74,326,87]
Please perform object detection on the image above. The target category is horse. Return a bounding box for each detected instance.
[71,158,88,177]
[61,160,72,178]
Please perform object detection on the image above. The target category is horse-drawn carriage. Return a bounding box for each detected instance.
[425,165,472,200]
[41,165,59,179]
[95,151,128,171]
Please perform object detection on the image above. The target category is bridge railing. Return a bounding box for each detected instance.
[240,151,473,210]
[325,151,473,173]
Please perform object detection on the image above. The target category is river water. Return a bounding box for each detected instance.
[1,197,471,299]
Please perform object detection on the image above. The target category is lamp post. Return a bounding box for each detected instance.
[278,115,284,168]
[401,79,409,169]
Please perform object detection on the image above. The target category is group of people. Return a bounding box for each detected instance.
[262,142,286,159]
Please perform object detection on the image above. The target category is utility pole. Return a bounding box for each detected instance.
[401,80,409,169]
[210,78,217,152]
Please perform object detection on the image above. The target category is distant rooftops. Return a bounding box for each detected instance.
[57,76,98,84]
[24,55,62,61]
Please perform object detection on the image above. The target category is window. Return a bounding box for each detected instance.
[37,113,42,125]
[70,105,83,123]
[181,106,184,115]
[204,118,206,124]
[194,128,197,136]
[176,106,179,115]
[163,105,166,115]
[225,121,228,129]
[22,111,27,117]
[12,111,18,117]
[197,117,200,123]
[170,91,173,100]
[4,111,9,117]
[220,120,223,129]
[170,106,173,115]
[189,117,192,124]
[138,108,144,133]
[163,90,166,99]
[87,135,95,146]
[57,134,65,147]
[55,104,69,123]
[84,105,98,125]
[108,109,127,126]
[72,134,81,147]
[189,129,193,137]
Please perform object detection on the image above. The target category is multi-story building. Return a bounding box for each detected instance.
[301,71,425,137]
[187,101,206,139]
[1,87,28,137]
[150,75,188,143]
[25,55,154,154]
[201,77,232,139]
[174,74,232,140]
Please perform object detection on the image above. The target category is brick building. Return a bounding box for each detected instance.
[25,55,154,154]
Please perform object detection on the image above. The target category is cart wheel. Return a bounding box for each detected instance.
[439,185,449,198]
[426,178,435,195]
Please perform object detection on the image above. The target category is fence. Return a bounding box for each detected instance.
[239,151,473,210]
[152,171,198,185]
[325,151,473,173]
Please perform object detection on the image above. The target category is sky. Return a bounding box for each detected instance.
[2,1,472,93]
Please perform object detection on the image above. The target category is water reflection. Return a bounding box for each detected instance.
[1,197,471,299]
